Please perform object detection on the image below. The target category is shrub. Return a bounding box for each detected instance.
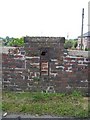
[85,48,88,51]
[64,40,73,49]
[74,41,78,48]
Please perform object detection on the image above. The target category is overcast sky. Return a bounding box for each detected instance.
[0,0,89,39]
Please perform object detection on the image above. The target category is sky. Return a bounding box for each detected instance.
[0,0,89,39]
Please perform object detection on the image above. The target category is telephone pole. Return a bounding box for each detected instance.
[81,8,84,50]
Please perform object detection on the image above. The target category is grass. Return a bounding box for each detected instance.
[2,91,89,118]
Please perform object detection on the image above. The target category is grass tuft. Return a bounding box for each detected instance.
[2,91,89,117]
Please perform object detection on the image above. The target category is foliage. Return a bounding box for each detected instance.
[64,39,78,49]
[85,47,90,51]
[8,37,24,47]
[2,36,24,47]
[85,48,88,51]
[88,48,90,51]
[64,40,73,49]
[74,41,78,48]
[2,36,13,46]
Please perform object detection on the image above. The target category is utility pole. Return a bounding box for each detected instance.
[81,8,84,50]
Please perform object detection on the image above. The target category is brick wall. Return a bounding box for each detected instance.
[2,37,89,94]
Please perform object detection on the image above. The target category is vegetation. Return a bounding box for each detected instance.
[64,39,78,49]
[8,37,24,47]
[2,36,24,47]
[2,90,89,118]
[85,48,90,51]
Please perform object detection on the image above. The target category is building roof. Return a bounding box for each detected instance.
[83,31,90,37]
[78,31,90,38]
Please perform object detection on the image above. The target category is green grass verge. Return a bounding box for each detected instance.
[2,91,89,118]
